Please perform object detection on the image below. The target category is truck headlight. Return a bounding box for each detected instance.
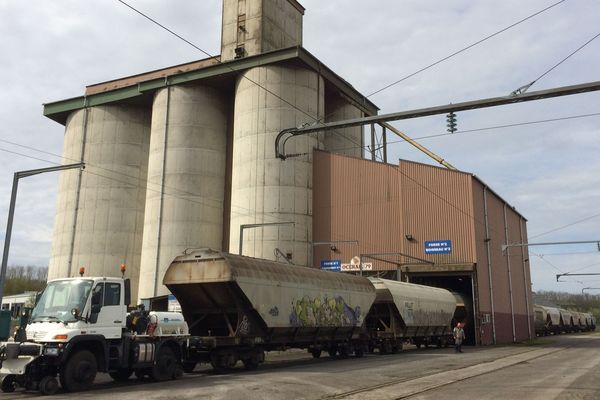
[43,347,60,356]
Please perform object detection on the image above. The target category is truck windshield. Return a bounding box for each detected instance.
[31,279,93,323]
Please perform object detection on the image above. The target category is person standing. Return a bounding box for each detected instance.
[453,322,465,353]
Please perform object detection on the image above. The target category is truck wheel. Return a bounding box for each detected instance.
[1,375,16,393]
[60,350,97,392]
[39,376,59,396]
[311,349,322,359]
[109,368,133,382]
[151,346,176,382]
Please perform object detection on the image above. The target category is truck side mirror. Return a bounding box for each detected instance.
[35,291,42,306]
[89,311,99,324]
[124,279,131,307]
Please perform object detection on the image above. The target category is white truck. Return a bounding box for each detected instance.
[0,275,190,395]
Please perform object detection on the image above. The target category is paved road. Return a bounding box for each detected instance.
[3,333,599,399]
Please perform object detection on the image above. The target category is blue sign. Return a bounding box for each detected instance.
[425,240,452,254]
[320,259,341,271]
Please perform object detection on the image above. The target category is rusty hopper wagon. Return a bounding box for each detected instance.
[365,278,457,352]
[163,249,376,371]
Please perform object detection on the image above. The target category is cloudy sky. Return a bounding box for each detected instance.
[0,0,599,294]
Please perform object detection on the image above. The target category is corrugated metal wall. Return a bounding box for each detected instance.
[313,151,403,270]
[398,160,476,266]
[313,151,533,345]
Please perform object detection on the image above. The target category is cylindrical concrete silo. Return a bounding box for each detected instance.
[137,84,229,301]
[49,105,151,302]
[229,65,324,266]
[324,94,364,158]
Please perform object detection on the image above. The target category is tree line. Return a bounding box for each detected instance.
[3,266,48,296]
[534,290,600,320]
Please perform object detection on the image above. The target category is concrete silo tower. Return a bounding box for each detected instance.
[49,105,151,302]
[226,0,324,265]
[137,85,229,300]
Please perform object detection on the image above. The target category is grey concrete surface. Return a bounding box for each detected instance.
[3,333,599,400]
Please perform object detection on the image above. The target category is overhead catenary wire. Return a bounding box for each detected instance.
[532,252,585,286]
[366,0,568,98]
[512,30,600,95]
[529,211,600,240]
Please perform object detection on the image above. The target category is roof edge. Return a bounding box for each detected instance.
[43,46,378,125]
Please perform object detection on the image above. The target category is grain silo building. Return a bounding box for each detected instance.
[43,0,532,346]
[44,0,378,303]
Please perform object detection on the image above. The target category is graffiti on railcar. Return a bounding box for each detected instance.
[289,296,362,327]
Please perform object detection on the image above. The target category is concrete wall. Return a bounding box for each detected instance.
[137,85,229,301]
[49,105,151,302]
[221,0,303,61]
[229,64,323,266]
[323,93,363,158]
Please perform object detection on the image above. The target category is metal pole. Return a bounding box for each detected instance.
[483,187,497,345]
[0,163,84,301]
[519,217,532,340]
[238,222,295,256]
[503,204,516,343]
[502,240,600,252]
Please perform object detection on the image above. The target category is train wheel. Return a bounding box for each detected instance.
[39,376,59,396]
[60,350,97,392]
[1,375,16,393]
[151,347,177,382]
[311,349,322,359]
[243,349,263,370]
[338,346,350,359]
[210,355,227,374]
[225,353,237,369]
[182,362,197,373]
[382,340,393,354]
[354,346,364,358]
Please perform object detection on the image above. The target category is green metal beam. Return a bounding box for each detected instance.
[44,46,379,126]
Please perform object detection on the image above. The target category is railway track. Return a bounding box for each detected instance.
[322,346,566,400]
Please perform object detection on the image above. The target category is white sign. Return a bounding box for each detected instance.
[340,263,373,272]
[168,294,181,312]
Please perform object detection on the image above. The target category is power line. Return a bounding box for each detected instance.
[366,0,568,98]
[529,211,600,240]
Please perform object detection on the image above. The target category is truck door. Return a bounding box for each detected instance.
[89,281,126,339]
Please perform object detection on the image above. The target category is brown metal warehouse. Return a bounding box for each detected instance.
[312,150,533,345]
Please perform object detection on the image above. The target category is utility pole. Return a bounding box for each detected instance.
[0,163,85,301]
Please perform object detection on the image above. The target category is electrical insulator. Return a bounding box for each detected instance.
[446,112,457,133]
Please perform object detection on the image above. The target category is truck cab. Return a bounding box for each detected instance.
[27,277,127,343]
[0,275,189,395]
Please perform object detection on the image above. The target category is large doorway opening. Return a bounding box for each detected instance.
[406,273,476,345]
